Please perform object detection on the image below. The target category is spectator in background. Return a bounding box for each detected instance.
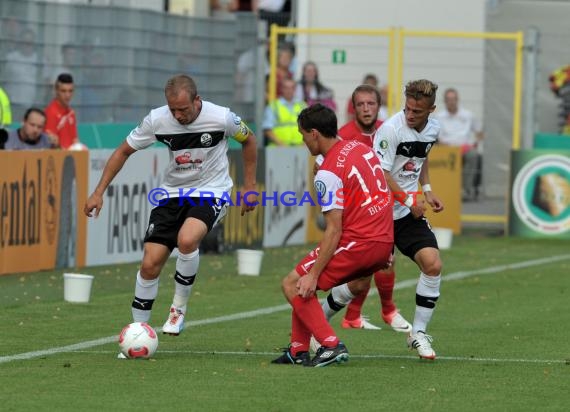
[434,88,484,201]
[44,73,79,149]
[3,107,57,150]
[2,28,39,119]
[548,64,570,135]
[295,61,336,111]
[0,86,10,149]
[274,44,294,98]
[0,85,12,129]
[262,78,306,146]
[0,17,22,55]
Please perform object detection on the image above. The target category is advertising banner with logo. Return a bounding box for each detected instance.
[0,151,88,275]
[86,149,169,265]
[263,147,309,248]
[509,150,570,238]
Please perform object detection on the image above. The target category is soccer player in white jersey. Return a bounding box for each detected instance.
[84,74,258,345]
[318,79,445,360]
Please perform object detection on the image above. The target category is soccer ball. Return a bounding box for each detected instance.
[118,322,158,359]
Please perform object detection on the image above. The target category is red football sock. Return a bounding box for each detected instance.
[290,310,311,356]
[291,295,339,348]
[375,270,396,315]
[344,283,370,321]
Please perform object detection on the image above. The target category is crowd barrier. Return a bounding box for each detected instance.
[1,143,465,275]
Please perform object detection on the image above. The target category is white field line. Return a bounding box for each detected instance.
[1,253,569,365]
[71,349,568,365]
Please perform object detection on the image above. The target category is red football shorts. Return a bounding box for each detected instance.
[295,240,393,291]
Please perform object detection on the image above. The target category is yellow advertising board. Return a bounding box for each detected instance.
[0,150,88,275]
[423,145,462,234]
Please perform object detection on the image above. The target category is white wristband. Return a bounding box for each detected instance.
[422,184,432,193]
[404,195,414,208]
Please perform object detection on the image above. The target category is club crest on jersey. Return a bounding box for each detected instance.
[201,133,212,146]
[315,180,327,199]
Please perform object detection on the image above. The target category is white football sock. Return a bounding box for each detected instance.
[172,249,199,312]
[132,271,159,322]
[322,283,355,320]
[412,272,441,334]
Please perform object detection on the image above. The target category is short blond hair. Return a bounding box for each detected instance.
[405,79,438,106]
[165,74,198,99]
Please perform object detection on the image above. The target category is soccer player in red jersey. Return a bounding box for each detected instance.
[272,104,394,367]
[318,84,412,332]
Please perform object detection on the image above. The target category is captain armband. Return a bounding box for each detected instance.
[232,122,251,143]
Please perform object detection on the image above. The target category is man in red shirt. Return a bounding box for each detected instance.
[44,73,78,149]
[272,103,394,367]
[322,84,412,333]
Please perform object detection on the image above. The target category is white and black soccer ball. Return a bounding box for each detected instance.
[118,322,158,359]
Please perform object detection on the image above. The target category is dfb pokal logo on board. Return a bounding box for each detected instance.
[512,154,570,235]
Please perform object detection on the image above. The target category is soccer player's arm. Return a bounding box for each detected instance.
[297,170,342,298]
[84,115,152,217]
[420,158,444,213]
[228,112,258,215]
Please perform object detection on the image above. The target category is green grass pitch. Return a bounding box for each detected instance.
[1,231,569,411]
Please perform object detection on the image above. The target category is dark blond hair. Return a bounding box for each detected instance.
[405,79,438,106]
[165,74,198,99]
[351,84,381,107]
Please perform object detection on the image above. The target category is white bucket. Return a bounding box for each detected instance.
[432,227,453,250]
[236,249,264,276]
[63,273,94,303]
